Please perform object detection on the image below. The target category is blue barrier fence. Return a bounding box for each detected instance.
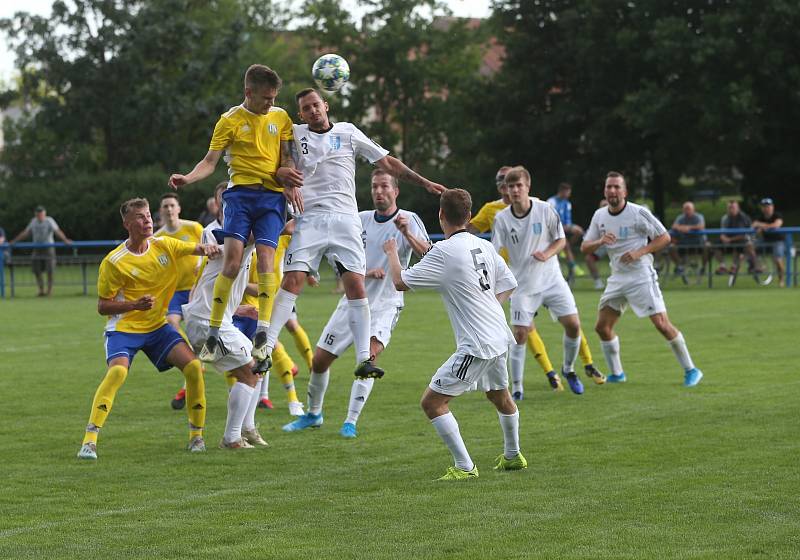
[1,227,797,297]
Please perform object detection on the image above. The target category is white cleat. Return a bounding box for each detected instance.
[241,427,269,448]
[199,336,221,363]
[288,401,305,417]
[77,442,97,460]
[219,438,254,450]
[187,436,206,453]
[252,331,269,361]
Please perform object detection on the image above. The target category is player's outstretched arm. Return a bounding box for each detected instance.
[383,238,409,291]
[168,150,222,190]
[375,155,447,195]
[193,243,222,260]
[98,295,154,316]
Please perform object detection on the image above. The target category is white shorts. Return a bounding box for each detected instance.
[184,315,253,372]
[284,213,366,275]
[510,278,578,326]
[599,271,667,318]
[429,352,509,397]
[316,299,402,356]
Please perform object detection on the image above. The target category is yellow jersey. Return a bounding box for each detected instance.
[209,105,293,193]
[470,199,510,262]
[240,235,291,308]
[155,219,203,291]
[98,237,197,333]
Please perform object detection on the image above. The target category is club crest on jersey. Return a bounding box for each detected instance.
[618,226,629,239]
[330,135,341,150]
[532,222,542,235]
[268,124,278,135]
[158,255,169,266]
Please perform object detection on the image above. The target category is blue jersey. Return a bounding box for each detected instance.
[547,196,572,226]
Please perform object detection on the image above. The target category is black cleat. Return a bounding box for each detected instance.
[354,357,384,379]
[253,357,272,374]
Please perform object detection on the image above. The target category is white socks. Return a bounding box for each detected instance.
[264,288,297,354]
[224,382,254,443]
[307,370,330,415]
[509,343,526,395]
[345,378,375,425]
[431,412,473,471]
[347,298,372,363]
[668,332,695,370]
[498,410,520,459]
[563,334,580,373]
[242,382,261,432]
[600,336,624,375]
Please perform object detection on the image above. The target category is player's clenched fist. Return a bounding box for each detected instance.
[383,238,398,254]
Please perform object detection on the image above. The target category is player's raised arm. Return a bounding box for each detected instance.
[375,155,447,195]
[383,238,409,291]
[169,150,223,190]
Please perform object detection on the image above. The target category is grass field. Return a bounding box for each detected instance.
[0,280,798,559]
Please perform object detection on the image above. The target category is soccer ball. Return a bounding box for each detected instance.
[312,54,350,93]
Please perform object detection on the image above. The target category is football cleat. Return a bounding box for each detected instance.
[584,364,606,385]
[512,391,524,401]
[546,371,564,392]
[77,442,97,460]
[170,387,186,410]
[354,357,384,379]
[252,331,269,361]
[218,438,254,450]
[257,397,274,410]
[339,422,357,438]
[288,401,305,417]
[282,412,323,432]
[241,428,269,447]
[253,357,272,375]
[494,452,528,471]
[291,365,299,378]
[683,368,704,388]
[606,372,627,383]
[593,278,605,290]
[565,371,584,394]
[198,336,221,363]
[437,465,479,481]
[187,436,207,453]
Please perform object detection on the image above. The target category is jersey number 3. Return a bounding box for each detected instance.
[470,248,491,291]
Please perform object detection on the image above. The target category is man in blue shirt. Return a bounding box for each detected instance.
[547,183,602,288]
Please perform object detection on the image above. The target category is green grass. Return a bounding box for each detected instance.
[0,280,798,559]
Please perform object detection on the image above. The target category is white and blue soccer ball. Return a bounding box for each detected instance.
[312,53,350,93]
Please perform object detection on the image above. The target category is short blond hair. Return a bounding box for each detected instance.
[504,166,531,185]
[120,198,149,220]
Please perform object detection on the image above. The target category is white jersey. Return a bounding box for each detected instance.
[361,209,430,308]
[401,231,517,359]
[182,220,254,322]
[293,122,389,216]
[492,197,565,295]
[585,201,668,278]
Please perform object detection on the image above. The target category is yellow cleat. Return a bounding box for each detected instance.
[437,465,479,481]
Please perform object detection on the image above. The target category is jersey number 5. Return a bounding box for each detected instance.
[470,248,491,291]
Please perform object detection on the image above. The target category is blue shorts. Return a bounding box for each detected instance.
[217,186,286,248]
[167,289,191,317]
[104,324,186,372]
[233,315,257,340]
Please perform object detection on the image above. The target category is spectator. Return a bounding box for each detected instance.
[10,205,72,296]
[0,226,6,245]
[547,182,603,288]
[196,196,219,227]
[669,201,709,275]
[752,197,786,287]
[716,200,757,274]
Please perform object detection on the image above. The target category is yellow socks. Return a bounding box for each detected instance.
[272,343,300,403]
[83,364,128,445]
[578,327,593,367]
[183,359,206,439]
[527,329,554,374]
[209,274,234,329]
[224,371,236,390]
[257,272,279,325]
[280,370,300,403]
[291,325,313,370]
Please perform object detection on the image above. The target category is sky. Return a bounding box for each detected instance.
[0,0,492,83]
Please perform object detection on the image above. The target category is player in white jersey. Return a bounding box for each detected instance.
[492,166,604,397]
[259,88,446,387]
[283,169,431,436]
[581,171,703,387]
[182,183,268,449]
[385,189,527,480]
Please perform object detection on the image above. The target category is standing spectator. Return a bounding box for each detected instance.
[715,200,757,274]
[752,197,786,287]
[669,201,709,275]
[0,226,6,245]
[10,205,72,296]
[547,182,603,288]
[196,196,219,227]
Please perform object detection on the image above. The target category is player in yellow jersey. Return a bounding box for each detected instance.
[156,193,204,333]
[76,198,221,460]
[468,166,605,395]
[168,64,304,369]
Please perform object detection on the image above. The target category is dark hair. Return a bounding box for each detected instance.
[160,192,179,203]
[295,87,323,104]
[504,166,531,185]
[214,181,228,197]
[245,64,282,91]
[440,189,472,226]
[371,168,398,189]
[557,182,572,192]
[606,171,625,182]
[120,198,149,219]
